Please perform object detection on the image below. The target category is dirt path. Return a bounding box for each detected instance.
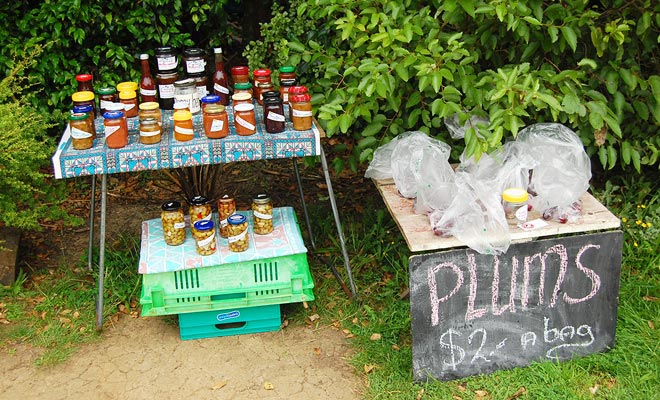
[1,314,360,399]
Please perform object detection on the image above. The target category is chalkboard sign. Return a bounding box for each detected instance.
[409,231,623,381]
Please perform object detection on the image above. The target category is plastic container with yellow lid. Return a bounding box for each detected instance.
[502,188,529,224]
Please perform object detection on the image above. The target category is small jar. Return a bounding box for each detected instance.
[290,93,313,131]
[154,46,178,73]
[227,214,249,252]
[255,81,274,106]
[189,195,212,239]
[97,87,117,115]
[263,95,286,133]
[200,94,221,111]
[116,81,138,93]
[231,66,250,84]
[193,220,217,256]
[161,201,186,246]
[288,85,308,119]
[174,78,201,114]
[173,110,194,141]
[279,66,296,82]
[138,102,162,125]
[119,90,139,118]
[234,82,253,98]
[139,118,162,144]
[103,110,129,149]
[192,74,209,102]
[76,74,94,92]
[217,195,236,239]
[203,104,229,139]
[231,91,252,107]
[279,79,296,104]
[233,103,257,136]
[502,188,529,225]
[252,194,274,234]
[253,68,272,91]
[183,48,207,75]
[72,91,96,118]
[69,113,95,150]
[156,72,179,110]
[72,105,96,138]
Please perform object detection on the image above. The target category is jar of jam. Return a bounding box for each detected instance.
[76,74,94,92]
[97,87,117,115]
[263,95,286,133]
[201,94,221,111]
[174,78,201,114]
[279,79,296,104]
[253,68,272,88]
[139,118,162,145]
[203,104,229,139]
[69,113,95,150]
[154,46,178,73]
[161,201,186,246]
[231,66,250,85]
[233,82,253,98]
[255,81,274,106]
[279,66,296,82]
[262,90,281,102]
[72,91,96,118]
[183,48,207,76]
[189,195,212,239]
[227,214,249,252]
[233,103,257,136]
[156,72,178,110]
[173,110,194,141]
[72,105,96,138]
[117,81,138,93]
[290,93,313,131]
[231,92,252,107]
[119,90,139,118]
[103,110,129,149]
[193,220,217,256]
[288,85,308,119]
[217,195,236,239]
[252,194,274,234]
[138,102,162,125]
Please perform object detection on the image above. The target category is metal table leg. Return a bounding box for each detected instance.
[292,158,316,250]
[95,174,107,330]
[87,175,96,271]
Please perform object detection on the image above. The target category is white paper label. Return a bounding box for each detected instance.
[292,108,313,117]
[214,83,229,94]
[104,125,120,138]
[100,99,113,109]
[175,126,194,135]
[267,112,285,122]
[159,84,175,98]
[157,56,177,71]
[174,222,186,229]
[236,116,255,131]
[210,119,224,132]
[196,85,208,100]
[186,59,206,74]
[202,213,212,221]
[220,218,229,228]
[283,93,289,102]
[140,88,157,96]
[254,211,273,220]
[228,229,247,243]
[140,129,160,137]
[197,231,215,247]
[514,205,528,222]
[124,103,135,111]
[71,127,92,139]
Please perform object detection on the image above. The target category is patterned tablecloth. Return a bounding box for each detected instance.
[52,106,322,179]
[138,206,307,274]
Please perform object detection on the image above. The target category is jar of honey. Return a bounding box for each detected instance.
[103,110,129,149]
[138,102,162,125]
[72,105,96,138]
[69,113,95,150]
[279,66,296,82]
[233,103,257,136]
[290,93,313,131]
[139,118,162,145]
[203,104,229,139]
[173,110,194,141]
[119,90,139,118]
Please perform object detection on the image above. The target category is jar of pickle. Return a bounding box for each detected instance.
[72,104,96,138]
[252,194,274,234]
[161,201,186,246]
[69,113,95,150]
[217,195,236,239]
[193,220,217,256]
[263,95,285,134]
[119,90,139,118]
[233,103,257,136]
[173,110,194,141]
[233,82,253,98]
[138,102,162,125]
[189,195,212,239]
[103,110,129,149]
[290,93,313,131]
[227,214,249,252]
[231,66,250,84]
[203,104,229,139]
[97,87,117,115]
[72,91,96,118]
[139,118,162,145]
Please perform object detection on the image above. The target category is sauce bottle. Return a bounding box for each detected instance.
[139,54,157,103]
[212,47,230,106]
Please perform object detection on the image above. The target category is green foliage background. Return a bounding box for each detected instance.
[246,0,660,173]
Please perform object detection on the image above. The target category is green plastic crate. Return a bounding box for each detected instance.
[140,252,314,317]
[178,304,281,340]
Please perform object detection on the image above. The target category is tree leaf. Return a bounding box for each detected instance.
[621,141,632,165]
[560,26,578,52]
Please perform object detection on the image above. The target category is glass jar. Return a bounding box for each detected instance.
[154,46,178,74]
[255,81,274,106]
[233,103,256,136]
[502,188,529,225]
[212,47,230,106]
[72,105,97,138]
[279,66,296,83]
[192,74,209,103]
[203,104,229,139]
[117,81,138,93]
[231,66,250,84]
[200,94,221,111]
[139,54,158,103]
[227,214,249,252]
[217,195,236,239]
[288,86,308,119]
[189,195,212,239]
[156,72,179,110]
[183,48,207,76]
[193,220,217,256]
[263,96,285,133]
[97,87,117,115]
[103,110,129,149]
[234,82,253,98]
[72,91,96,118]
[231,92,252,107]
[173,110,194,141]
[279,79,296,104]
[290,93,313,131]
[174,78,200,114]
[69,113,95,150]
[161,201,186,246]
[253,68,272,90]
[252,194,274,234]
[138,102,162,125]
[76,74,94,93]
[139,118,162,145]
[119,90,138,118]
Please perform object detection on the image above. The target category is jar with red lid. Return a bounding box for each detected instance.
[290,93,313,131]
[103,110,129,149]
[253,68,272,104]
[203,104,229,139]
[288,86,308,119]
[231,66,250,84]
[119,90,139,118]
[233,103,257,136]
[173,110,195,141]
[76,74,94,93]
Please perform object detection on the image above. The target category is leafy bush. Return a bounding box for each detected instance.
[246,0,660,172]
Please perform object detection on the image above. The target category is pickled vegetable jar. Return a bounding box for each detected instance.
[161,201,186,246]
[252,194,274,234]
[227,214,249,252]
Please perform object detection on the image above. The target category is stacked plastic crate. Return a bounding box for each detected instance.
[138,207,314,340]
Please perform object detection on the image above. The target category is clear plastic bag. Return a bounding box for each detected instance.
[445,113,490,139]
[364,131,416,180]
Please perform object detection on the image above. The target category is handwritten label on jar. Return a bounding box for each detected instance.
[195,86,208,100]
[104,125,120,137]
[140,130,160,137]
[210,119,224,131]
[214,83,229,94]
[236,116,255,131]
[124,103,136,111]
[197,231,216,247]
[228,229,247,243]
[267,112,285,122]
[292,109,313,117]
[175,126,194,135]
[186,59,206,74]
[71,127,93,139]
[140,88,157,96]
[157,56,177,71]
[159,84,175,98]
[253,211,273,220]
[174,222,186,229]
[100,100,114,109]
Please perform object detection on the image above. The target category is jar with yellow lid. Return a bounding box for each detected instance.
[138,102,162,125]
[502,188,529,225]
[116,81,138,93]
[72,91,96,118]
[173,110,194,141]
[203,104,229,139]
[119,90,139,118]
[139,118,162,144]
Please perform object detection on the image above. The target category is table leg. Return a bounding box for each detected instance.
[292,158,316,250]
[95,173,107,330]
[319,146,358,298]
[87,175,96,271]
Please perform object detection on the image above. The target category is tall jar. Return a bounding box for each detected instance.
[203,104,229,139]
[193,220,217,256]
[72,91,96,118]
[138,102,162,125]
[183,48,207,76]
[119,90,139,118]
[212,47,230,105]
[233,103,257,136]
[263,95,285,133]
[252,194,274,234]
[189,196,212,239]
[174,78,200,114]
[69,113,95,150]
[161,201,186,246]
[139,118,162,145]
[231,66,250,85]
[156,72,178,110]
[173,110,194,141]
[154,46,178,74]
[103,110,129,149]
[72,105,96,138]
[290,93,313,131]
[217,195,235,239]
[227,214,249,252]
[97,87,117,115]
[139,54,158,103]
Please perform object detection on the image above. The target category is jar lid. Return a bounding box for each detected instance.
[289,85,308,94]
[174,78,195,87]
[290,93,311,102]
[140,53,149,60]
[263,96,282,106]
[190,195,210,206]
[502,188,529,203]
[262,91,280,99]
[279,66,295,73]
[72,91,95,102]
[231,66,249,75]
[213,47,223,54]
[73,104,94,113]
[139,101,160,111]
[105,102,126,111]
[103,110,125,119]
[155,46,176,55]
[234,82,253,90]
[253,193,271,204]
[227,214,247,225]
[96,87,116,95]
[76,74,93,82]
[204,104,226,114]
[173,110,193,121]
[194,220,214,231]
[119,90,137,100]
[231,92,252,102]
[233,103,255,112]
[218,194,234,203]
[280,79,296,87]
[201,94,221,103]
[161,200,181,211]
[69,112,88,121]
[183,48,205,57]
[253,68,271,77]
[117,81,138,92]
